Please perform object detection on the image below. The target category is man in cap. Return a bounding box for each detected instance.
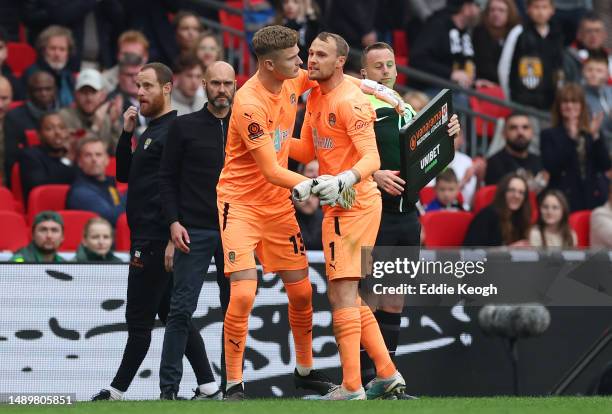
[59,68,122,152]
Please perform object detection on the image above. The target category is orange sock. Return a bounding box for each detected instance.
[285,277,313,369]
[224,279,257,382]
[360,305,396,379]
[333,307,362,391]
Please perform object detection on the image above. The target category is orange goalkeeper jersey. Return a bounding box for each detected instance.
[217,69,316,205]
[301,78,380,216]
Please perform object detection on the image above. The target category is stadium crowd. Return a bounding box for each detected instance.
[0,0,611,263]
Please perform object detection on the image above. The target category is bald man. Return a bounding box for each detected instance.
[0,76,13,183]
[158,61,236,399]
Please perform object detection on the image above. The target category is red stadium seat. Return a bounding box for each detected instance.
[472,185,497,213]
[105,156,116,177]
[6,42,37,77]
[115,213,130,251]
[24,129,40,147]
[27,184,70,224]
[469,85,512,138]
[0,186,18,212]
[57,210,97,250]
[0,211,29,251]
[10,163,24,212]
[569,210,591,248]
[421,211,473,247]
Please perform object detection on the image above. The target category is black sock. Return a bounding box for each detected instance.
[360,345,376,386]
[374,310,401,359]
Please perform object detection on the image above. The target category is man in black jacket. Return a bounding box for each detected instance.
[4,71,58,185]
[92,62,216,401]
[157,61,234,400]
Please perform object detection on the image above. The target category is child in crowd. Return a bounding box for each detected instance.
[73,217,122,262]
[426,169,465,212]
[582,52,612,158]
[529,189,577,248]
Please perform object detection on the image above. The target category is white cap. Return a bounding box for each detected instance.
[76,68,103,91]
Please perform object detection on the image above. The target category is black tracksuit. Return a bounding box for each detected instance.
[111,110,213,392]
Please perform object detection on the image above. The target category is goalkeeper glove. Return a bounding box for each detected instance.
[312,171,358,209]
[360,79,406,114]
[292,179,316,203]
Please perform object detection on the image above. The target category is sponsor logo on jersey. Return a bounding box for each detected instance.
[328,113,336,127]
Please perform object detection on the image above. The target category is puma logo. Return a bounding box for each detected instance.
[229,339,241,349]
[329,263,336,270]
[306,329,312,335]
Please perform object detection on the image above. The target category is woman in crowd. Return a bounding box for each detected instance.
[529,189,577,248]
[463,173,531,246]
[473,0,521,85]
[540,83,611,212]
[73,217,122,262]
[192,31,223,72]
[174,11,204,58]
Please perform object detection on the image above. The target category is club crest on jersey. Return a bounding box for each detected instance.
[229,251,236,263]
[328,113,336,126]
[247,122,264,140]
[290,93,296,105]
[143,138,152,149]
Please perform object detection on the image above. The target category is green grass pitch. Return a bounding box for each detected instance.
[3,397,612,414]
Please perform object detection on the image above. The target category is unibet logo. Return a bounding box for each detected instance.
[420,144,440,173]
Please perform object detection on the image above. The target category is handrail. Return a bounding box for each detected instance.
[200,16,245,38]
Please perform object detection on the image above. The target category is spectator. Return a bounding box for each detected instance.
[59,69,123,152]
[541,83,611,211]
[553,0,593,47]
[565,12,612,83]
[0,76,12,183]
[23,25,76,107]
[192,32,223,73]
[590,180,612,247]
[119,0,177,66]
[403,91,430,112]
[66,136,125,226]
[582,52,612,157]
[171,54,205,116]
[19,112,76,200]
[10,211,64,263]
[174,10,204,58]
[275,0,320,63]
[108,53,146,133]
[426,169,465,212]
[485,112,546,190]
[464,173,532,246]
[3,71,58,184]
[473,0,521,85]
[73,217,122,262]
[323,0,378,49]
[410,0,481,91]
[21,0,125,71]
[0,26,22,100]
[498,0,564,110]
[529,189,577,247]
[102,30,150,93]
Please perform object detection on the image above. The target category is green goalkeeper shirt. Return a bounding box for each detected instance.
[368,94,416,213]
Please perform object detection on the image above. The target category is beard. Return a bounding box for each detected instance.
[140,93,165,117]
[206,87,233,109]
[507,137,530,153]
[48,60,67,71]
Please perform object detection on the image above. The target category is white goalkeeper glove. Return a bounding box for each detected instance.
[292,179,316,203]
[360,79,406,115]
[312,171,358,209]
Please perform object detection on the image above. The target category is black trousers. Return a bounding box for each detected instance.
[111,239,224,392]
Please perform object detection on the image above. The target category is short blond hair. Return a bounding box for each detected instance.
[118,30,149,53]
[252,25,298,58]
